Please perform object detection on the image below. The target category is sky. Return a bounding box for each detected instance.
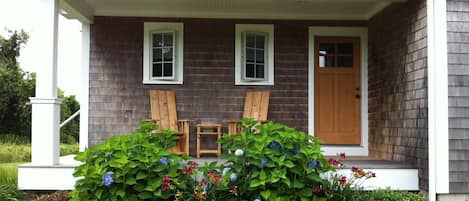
[0,0,82,99]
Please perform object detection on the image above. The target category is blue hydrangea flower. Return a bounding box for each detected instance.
[261,157,268,167]
[291,148,300,155]
[230,173,237,182]
[176,161,186,166]
[204,184,209,191]
[309,160,319,169]
[269,141,281,149]
[102,171,114,187]
[159,157,169,165]
[104,152,111,158]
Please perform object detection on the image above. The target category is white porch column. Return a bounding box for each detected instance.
[427,0,449,200]
[30,0,61,165]
[79,23,90,151]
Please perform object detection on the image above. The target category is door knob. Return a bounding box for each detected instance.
[356,94,360,99]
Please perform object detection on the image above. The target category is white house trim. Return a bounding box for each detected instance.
[59,0,94,24]
[79,23,90,151]
[427,0,450,199]
[308,27,368,156]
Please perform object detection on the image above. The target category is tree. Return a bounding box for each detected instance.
[0,30,35,137]
[58,89,80,144]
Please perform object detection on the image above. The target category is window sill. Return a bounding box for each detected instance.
[235,81,274,86]
[143,80,183,85]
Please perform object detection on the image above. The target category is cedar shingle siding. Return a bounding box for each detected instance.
[368,0,429,190]
[448,0,469,193]
[88,18,366,154]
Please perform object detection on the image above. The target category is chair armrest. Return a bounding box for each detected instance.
[223,119,241,124]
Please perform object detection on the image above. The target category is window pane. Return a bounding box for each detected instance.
[163,32,173,47]
[163,63,173,76]
[256,50,264,63]
[153,48,162,62]
[319,56,335,67]
[246,48,254,63]
[246,64,255,78]
[163,48,173,62]
[152,63,162,77]
[338,43,353,54]
[319,43,336,55]
[152,33,163,48]
[255,34,265,49]
[256,64,265,79]
[338,56,353,67]
[246,34,255,48]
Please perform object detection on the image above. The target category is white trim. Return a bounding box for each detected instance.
[79,23,90,151]
[333,168,419,191]
[59,0,94,24]
[235,24,274,86]
[308,27,368,156]
[143,22,184,85]
[29,97,62,105]
[427,0,449,199]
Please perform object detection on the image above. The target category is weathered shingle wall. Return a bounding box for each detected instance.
[368,0,428,190]
[447,0,469,193]
[89,17,366,154]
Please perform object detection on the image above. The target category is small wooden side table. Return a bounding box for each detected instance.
[197,124,222,158]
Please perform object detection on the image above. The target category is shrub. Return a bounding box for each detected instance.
[368,189,424,201]
[71,122,193,201]
[0,184,25,201]
[217,119,333,201]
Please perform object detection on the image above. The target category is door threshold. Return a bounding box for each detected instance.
[321,145,368,156]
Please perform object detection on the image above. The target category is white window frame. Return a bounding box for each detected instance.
[235,24,274,85]
[143,22,183,84]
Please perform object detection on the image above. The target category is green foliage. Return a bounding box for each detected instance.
[58,89,80,144]
[71,121,193,201]
[368,189,424,201]
[0,163,26,201]
[217,118,333,201]
[0,30,35,138]
[0,134,30,144]
[0,142,79,163]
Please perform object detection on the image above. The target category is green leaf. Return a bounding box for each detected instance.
[261,190,272,200]
[136,171,147,180]
[125,177,137,185]
[250,179,264,188]
[293,180,305,188]
[138,192,152,200]
[260,170,267,181]
[116,190,125,198]
[95,189,103,199]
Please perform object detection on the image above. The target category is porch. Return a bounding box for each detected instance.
[19,0,449,199]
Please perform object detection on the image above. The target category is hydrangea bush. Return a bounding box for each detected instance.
[70,122,193,201]
[217,119,333,201]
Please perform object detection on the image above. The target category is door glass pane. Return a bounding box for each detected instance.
[163,32,173,46]
[256,64,265,79]
[246,34,255,48]
[153,63,162,77]
[163,63,173,76]
[256,50,264,63]
[319,43,336,55]
[338,43,353,54]
[163,48,173,62]
[255,34,265,49]
[338,56,353,67]
[152,33,163,47]
[319,56,335,67]
[153,48,162,62]
[246,64,255,78]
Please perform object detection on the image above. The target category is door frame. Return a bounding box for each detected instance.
[308,26,368,156]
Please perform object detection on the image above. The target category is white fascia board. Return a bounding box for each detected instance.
[60,0,94,24]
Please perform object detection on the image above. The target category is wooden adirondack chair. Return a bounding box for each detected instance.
[226,91,270,135]
[149,90,190,155]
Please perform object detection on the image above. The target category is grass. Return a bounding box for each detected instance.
[0,162,26,201]
[0,143,79,163]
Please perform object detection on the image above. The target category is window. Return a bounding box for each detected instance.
[235,24,274,85]
[318,41,355,68]
[143,22,183,84]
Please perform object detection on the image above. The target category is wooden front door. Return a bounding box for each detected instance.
[314,37,361,145]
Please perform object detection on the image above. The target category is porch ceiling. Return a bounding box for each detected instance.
[62,0,407,23]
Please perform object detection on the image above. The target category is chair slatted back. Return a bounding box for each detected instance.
[242,91,270,121]
[149,90,178,131]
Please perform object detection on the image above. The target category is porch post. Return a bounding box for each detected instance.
[30,0,61,165]
[79,23,90,151]
[427,0,449,199]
